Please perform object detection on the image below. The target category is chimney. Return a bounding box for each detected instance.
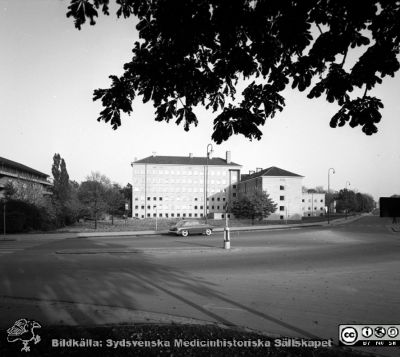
[130,157,138,167]
[249,170,255,175]
[189,153,193,158]
[256,167,262,172]
[226,151,231,164]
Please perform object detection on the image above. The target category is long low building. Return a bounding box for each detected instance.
[0,156,52,200]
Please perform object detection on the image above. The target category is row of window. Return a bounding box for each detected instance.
[133,169,233,176]
[302,199,324,202]
[134,194,236,202]
[134,212,205,218]
[132,187,234,193]
[135,196,202,202]
[0,166,45,182]
[242,184,286,193]
[134,205,225,211]
[210,197,225,201]
[278,205,323,211]
[134,178,233,184]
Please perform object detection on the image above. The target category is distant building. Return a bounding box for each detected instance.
[131,152,241,219]
[301,191,326,217]
[0,156,52,200]
[239,167,304,220]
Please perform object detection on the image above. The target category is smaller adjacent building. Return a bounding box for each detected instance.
[301,191,326,217]
[0,156,52,200]
[239,166,304,220]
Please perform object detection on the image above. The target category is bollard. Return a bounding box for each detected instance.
[224,226,230,249]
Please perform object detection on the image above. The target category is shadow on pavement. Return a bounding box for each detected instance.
[0,236,319,340]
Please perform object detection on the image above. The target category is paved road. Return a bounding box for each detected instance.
[0,215,399,356]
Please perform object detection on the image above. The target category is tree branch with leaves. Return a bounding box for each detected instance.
[66,0,400,143]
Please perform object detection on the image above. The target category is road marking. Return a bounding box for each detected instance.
[203,304,245,312]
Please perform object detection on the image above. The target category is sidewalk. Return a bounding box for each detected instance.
[1,232,78,241]
[1,215,366,240]
[76,214,364,238]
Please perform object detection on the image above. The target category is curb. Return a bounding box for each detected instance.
[76,231,168,238]
[76,225,319,238]
[76,216,363,238]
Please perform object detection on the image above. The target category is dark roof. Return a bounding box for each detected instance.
[241,166,303,182]
[133,155,241,166]
[0,156,49,178]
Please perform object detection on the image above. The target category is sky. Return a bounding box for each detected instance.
[1,0,399,200]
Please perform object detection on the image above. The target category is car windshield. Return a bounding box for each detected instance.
[174,221,187,228]
[175,220,200,227]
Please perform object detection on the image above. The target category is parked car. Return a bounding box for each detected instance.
[169,220,214,237]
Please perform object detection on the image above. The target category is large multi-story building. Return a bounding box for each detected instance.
[131,152,241,219]
[301,191,326,217]
[0,156,52,200]
[238,167,304,220]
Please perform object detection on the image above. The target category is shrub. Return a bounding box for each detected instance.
[0,199,56,233]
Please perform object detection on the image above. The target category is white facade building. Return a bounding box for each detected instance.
[301,192,326,217]
[131,152,241,219]
[239,167,304,220]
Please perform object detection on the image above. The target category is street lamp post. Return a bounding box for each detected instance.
[345,180,351,219]
[327,168,335,224]
[223,185,231,250]
[155,204,163,231]
[223,212,230,249]
[311,192,314,217]
[205,144,213,223]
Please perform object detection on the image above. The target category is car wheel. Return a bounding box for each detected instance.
[205,229,212,236]
[181,230,189,237]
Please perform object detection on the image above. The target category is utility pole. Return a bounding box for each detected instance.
[328,168,335,224]
[345,181,351,219]
[205,144,213,223]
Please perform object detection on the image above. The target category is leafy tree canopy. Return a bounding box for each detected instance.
[52,153,71,204]
[67,0,400,143]
[335,189,375,213]
[232,191,277,221]
[78,172,111,227]
[105,183,126,224]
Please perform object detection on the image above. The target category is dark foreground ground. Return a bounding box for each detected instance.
[2,324,368,357]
